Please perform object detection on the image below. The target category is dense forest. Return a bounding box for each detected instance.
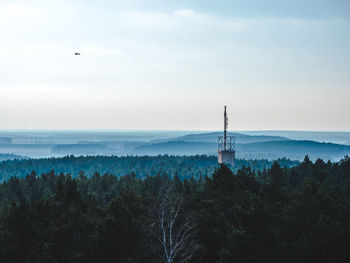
[0,154,25,162]
[0,155,299,182]
[0,155,349,262]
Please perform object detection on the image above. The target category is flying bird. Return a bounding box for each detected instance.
[74,53,80,55]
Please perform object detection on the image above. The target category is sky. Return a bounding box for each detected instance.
[0,0,349,130]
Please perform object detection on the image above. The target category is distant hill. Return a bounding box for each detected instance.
[52,143,116,156]
[151,132,290,144]
[0,144,54,158]
[134,135,350,161]
[0,131,349,161]
[0,137,11,144]
[237,140,350,161]
[239,131,350,145]
[135,141,216,156]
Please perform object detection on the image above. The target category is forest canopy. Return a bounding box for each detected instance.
[0,155,349,262]
[0,155,298,182]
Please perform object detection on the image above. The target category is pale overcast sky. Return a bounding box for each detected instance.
[0,0,349,130]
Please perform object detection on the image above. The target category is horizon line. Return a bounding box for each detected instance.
[0,129,349,133]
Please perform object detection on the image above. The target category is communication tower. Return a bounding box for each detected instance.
[218,106,235,166]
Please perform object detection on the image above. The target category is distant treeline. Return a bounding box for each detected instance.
[0,155,299,182]
[0,153,25,162]
[0,156,349,262]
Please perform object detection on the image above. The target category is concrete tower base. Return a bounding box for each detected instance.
[218,150,235,167]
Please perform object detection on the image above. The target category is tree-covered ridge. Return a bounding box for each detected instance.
[0,155,298,182]
[1,131,349,160]
[0,153,25,162]
[0,156,349,262]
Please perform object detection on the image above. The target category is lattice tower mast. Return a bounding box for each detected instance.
[218,105,235,166]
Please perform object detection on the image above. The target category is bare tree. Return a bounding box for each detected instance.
[152,193,200,263]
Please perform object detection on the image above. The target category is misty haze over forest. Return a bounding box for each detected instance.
[0,130,349,161]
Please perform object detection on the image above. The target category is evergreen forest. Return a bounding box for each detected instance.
[0,155,298,182]
[0,155,349,262]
